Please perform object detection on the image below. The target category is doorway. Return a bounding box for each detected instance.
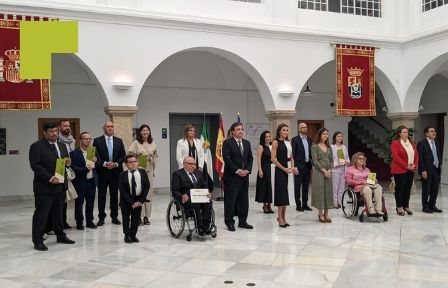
[297,120,324,141]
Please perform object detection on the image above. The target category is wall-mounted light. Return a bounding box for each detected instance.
[418,104,424,111]
[278,91,295,97]
[303,81,312,94]
[112,81,133,90]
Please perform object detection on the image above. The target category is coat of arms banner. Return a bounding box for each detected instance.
[336,44,375,116]
[0,14,51,110]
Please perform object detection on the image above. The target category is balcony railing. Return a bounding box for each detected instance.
[298,0,382,18]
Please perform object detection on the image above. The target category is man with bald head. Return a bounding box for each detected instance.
[93,121,126,226]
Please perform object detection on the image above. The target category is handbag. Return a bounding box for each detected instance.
[66,180,78,201]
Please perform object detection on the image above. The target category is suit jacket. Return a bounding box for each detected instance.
[291,135,312,169]
[118,168,149,207]
[29,139,69,194]
[176,138,204,169]
[390,139,419,174]
[70,148,95,186]
[222,137,253,182]
[417,138,442,175]
[93,135,126,174]
[171,168,207,201]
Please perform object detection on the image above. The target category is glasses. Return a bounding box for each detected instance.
[127,160,138,163]
[184,162,196,165]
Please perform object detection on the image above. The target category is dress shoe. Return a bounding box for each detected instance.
[34,242,48,251]
[422,207,433,213]
[86,222,97,229]
[97,219,105,226]
[124,235,133,243]
[376,210,384,216]
[130,236,140,242]
[143,217,151,225]
[76,224,84,230]
[198,229,205,236]
[279,224,287,228]
[303,206,313,211]
[238,222,253,229]
[296,206,304,212]
[227,225,236,232]
[57,236,75,244]
[318,215,326,223]
[404,208,413,215]
[64,222,72,229]
[111,218,121,225]
[432,207,443,213]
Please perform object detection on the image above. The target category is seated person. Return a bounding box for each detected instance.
[171,156,213,236]
[345,152,384,215]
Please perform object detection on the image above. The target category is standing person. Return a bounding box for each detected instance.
[255,130,273,214]
[330,131,350,208]
[119,155,149,243]
[390,126,419,216]
[94,121,126,226]
[29,122,75,251]
[222,122,254,231]
[70,132,97,230]
[291,122,313,212]
[417,126,442,213]
[128,124,158,225]
[176,124,204,170]
[271,124,295,228]
[311,128,334,223]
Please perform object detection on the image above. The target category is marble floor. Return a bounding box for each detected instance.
[1,183,447,288]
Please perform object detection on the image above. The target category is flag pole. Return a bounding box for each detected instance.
[215,112,225,201]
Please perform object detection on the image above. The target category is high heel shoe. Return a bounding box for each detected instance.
[285,223,290,227]
[262,205,269,214]
[267,204,275,214]
[404,208,413,215]
[324,216,332,223]
[318,215,326,223]
[279,224,287,228]
[396,208,405,216]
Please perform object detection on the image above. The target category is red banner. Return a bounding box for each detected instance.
[336,44,375,116]
[0,14,51,110]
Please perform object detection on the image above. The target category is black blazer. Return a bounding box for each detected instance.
[93,135,126,173]
[417,138,442,175]
[222,137,253,181]
[29,139,69,194]
[70,148,95,186]
[291,135,312,169]
[118,168,149,207]
[171,169,207,202]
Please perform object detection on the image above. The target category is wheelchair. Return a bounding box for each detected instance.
[166,198,217,241]
[341,186,388,222]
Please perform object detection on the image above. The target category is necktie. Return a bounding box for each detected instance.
[189,173,198,188]
[107,137,113,161]
[431,141,439,168]
[237,140,244,156]
[51,143,59,158]
[130,170,137,197]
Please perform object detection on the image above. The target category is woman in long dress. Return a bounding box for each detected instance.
[255,130,273,214]
[330,131,350,208]
[311,128,333,223]
[128,124,158,225]
[271,123,295,228]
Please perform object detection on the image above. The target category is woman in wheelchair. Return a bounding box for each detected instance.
[345,152,384,216]
[171,156,213,236]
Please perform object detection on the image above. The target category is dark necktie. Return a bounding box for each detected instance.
[189,172,198,188]
[51,143,59,158]
[130,170,137,197]
[237,140,244,156]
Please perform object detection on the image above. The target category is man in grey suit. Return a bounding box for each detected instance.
[29,122,76,251]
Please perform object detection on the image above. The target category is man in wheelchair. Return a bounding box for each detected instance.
[171,156,213,236]
[345,152,384,216]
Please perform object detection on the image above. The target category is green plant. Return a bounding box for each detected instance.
[383,127,416,163]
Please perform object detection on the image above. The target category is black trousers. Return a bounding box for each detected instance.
[120,204,142,237]
[224,178,249,226]
[185,202,212,230]
[421,166,441,209]
[74,178,96,224]
[393,171,414,208]
[294,162,312,208]
[32,188,66,244]
[97,171,119,220]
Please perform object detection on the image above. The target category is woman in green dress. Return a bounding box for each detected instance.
[311,128,334,223]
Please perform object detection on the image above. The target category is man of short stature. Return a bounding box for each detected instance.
[222,122,254,231]
[291,122,313,212]
[119,155,149,243]
[417,126,443,214]
[171,156,213,236]
[94,121,126,226]
[29,122,75,251]
[70,132,97,230]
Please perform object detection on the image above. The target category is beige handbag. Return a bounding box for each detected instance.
[66,180,78,201]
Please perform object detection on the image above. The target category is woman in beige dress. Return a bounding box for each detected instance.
[311,128,334,223]
[128,124,158,225]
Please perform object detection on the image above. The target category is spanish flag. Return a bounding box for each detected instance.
[215,114,225,177]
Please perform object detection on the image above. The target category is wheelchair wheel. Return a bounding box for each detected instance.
[342,188,357,217]
[166,199,185,238]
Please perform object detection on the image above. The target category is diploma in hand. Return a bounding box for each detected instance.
[337,148,346,165]
[86,146,96,161]
[367,172,376,185]
[138,154,148,169]
[190,189,210,203]
[55,158,67,182]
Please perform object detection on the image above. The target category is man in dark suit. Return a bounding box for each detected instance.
[222,122,254,231]
[119,155,149,243]
[171,156,213,236]
[29,122,76,251]
[70,132,97,230]
[417,126,443,213]
[94,121,126,226]
[291,122,313,212]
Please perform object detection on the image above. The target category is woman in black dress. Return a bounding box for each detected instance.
[271,123,295,228]
[255,130,274,214]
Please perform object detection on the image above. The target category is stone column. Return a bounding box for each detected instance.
[387,112,419,129]
[265,110,296,135]
[104,106,138,149]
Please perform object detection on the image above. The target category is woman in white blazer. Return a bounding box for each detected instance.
[176,124,204,170]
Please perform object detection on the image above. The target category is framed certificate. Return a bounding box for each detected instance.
[190,189,210,203]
